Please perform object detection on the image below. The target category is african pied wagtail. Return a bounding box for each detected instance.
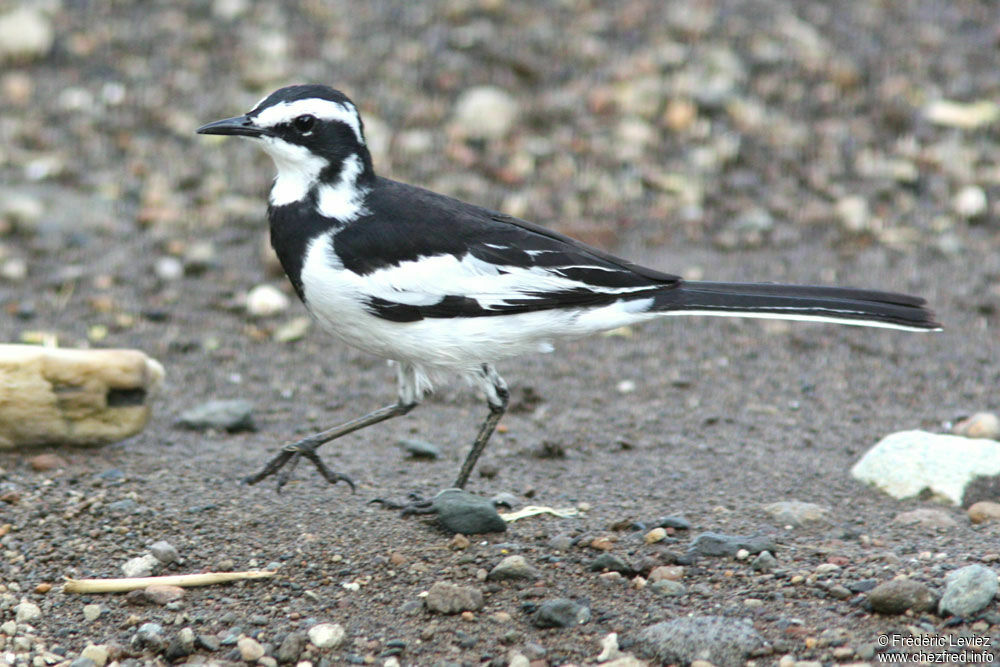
[197,84,940,494]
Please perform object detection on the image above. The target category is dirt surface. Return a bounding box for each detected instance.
[1,1,999,665]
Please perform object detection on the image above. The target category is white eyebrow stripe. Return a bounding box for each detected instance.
[254,98,365,145]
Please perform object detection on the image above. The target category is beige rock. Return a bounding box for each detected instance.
[0,344,164,449]
[968,501,1000,524]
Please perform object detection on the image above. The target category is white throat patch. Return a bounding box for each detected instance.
[253,98,365,145]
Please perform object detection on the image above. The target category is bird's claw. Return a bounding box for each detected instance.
[370,492,435,515]
[243,444,355,493]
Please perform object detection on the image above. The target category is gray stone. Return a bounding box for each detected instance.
[939,565,999,618]
[588,553,634,576]
[13,600,40,623]
[656,515,691,530]
[122,553,160,578]
[634,615,764,667]
[650,579,686,596]
[488,555,539,581]
[164,627,195,661]
[425,581,484,614]
[398,439,440,459]
[533,598,590,628]
[868,579,937,615]
[689,532,776,557]
[762,501,829,526]
[176,399,255,432]
[149,540,180,564]
[751,550,778,572]
[307,622,345,649]
[431,489,506,534]
[276,631,306,663]
[131,622,167,653]
[452,86,519,140]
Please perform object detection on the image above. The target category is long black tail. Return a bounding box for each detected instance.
[651,281,940,331]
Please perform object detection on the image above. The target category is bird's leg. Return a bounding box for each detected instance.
[243,401,416,491]
[453,364,509,489]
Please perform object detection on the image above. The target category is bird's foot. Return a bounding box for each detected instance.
[369,492,435,515]
[371,488,507,534]
[243,441,355,493]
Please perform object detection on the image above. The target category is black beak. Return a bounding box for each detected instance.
[196,115,267,137]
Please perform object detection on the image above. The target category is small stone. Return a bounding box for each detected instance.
[165,628,195,661]
[122,553,160,578]
[14,599,40,622]
[867,579,937,615]
[449,533,471,550]
[276,632,306,663]
[246,283,290,317]
[28,452,66,471]
[70,657,97,667]
[953,412,1000,440]
[82,604,102,621]
[649,565,684,582]
[272,316,311,342]
[154,256,184,281]
[644,527,667,544]
[176,399,255,433]
[751,551,778,572]
[656,515,691,530]
[429,488,506,534]
[398,439,440,459]
[953,185,988,219]
[1,620,16,635]
[968,501,1000,524]
[0,257,27,282]
[924,99,1000,129]
[452,86,519,140]
[588,553,634,576]
[634,615,764,666]
[144,584,184,605]
[425,581,484,614]
[149,540,180,564]
[307,622,346,648]
[689,532,776,557]
[131,622,167,653]
[892,508,958,530]
[650,579,686,596]
[836,195,870,233]
[0,7,54,61]
[763,500,829,526]
[939,564,999,618]
[79,644,108,667]
[487,555,538,581]
[237,636,265,661]
[533,598,590,628]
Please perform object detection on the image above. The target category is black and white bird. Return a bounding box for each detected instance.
[197,84,940,494]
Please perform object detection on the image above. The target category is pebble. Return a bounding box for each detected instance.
[892,508,958,530]
[79,644,108,667]
[165,628,195,661]
[763,500,829,526]
[425,581,484,614]
[307,622,346,648]
[14,599,40,622]
[0,256,27,282]
[143,584,184,605]
[1,620,16,635]
[867,578,936,615]
[588,553,634,576]
[245,283,290,317]
[131,622,167,653]
[924,99,1000,129]
[751,550,778,572]
[82,604,102,621]
[272,316,311,342]
[968,501,1000,524]
[953,412,1000,440]
[176,399,255,433]
[532,598,590,628]
[688,531,776,557]
[656,515,691,530]
[0,6,54,61]
[398,438,440,459]
[597,632,624,662]
[952,185,988,219]
[276,632,306,663]
[635,615,764,665]
[149,540,180,564]
[835,195,870,233]
[28,452,66,471]
[428,488,506,534]
[237,636,265,661]
[154,256,184,281]
[650,579,686,596]
[451,86,519,140]
[122,553,160,578]
[488,555,539,581]
[649,565,684,582]
[644,527,667,544]
[851,430,1000,504]
[939,564,999,618]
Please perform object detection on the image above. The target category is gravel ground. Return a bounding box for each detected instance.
[1,1,999,665]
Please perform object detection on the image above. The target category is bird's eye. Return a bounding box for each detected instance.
[292,114,316,133]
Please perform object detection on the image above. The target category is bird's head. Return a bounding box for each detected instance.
[198,84,374,216]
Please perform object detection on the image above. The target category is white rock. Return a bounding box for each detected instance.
[851,430,1000,504]
[835,195,870,232]
[924,99,1000,130]
[154,256,184,281]
[80,644,109,667]
[122,553,160,578]
[953,412,1000,440]
[452,86,519,140]
[246,284,290,317]
[307,622,345,649]
[14,599,40,623]
[1,257,27,282]
[237,636,265,661]
[0,7,54,61]
[1,620,16,635]
[953,185,988,219]
[82,604,102,622]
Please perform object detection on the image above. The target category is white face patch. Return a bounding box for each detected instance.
[261,136,328,206]
[253,98,365,145]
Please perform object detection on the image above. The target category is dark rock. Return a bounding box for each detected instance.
[431,489,506,534]
[750,550,778,572]
[588,553,634,575]
[398,439,440,459]
[149,540,180,564]
[689,532,776,557]
[532,598,590,628]
[868,579,937,615]
[195,634,220,651]
[131,622,167,654]
[276,632,306,664]
[656,515,692,530]
[176,399,255,432]
[634,615,765,667]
